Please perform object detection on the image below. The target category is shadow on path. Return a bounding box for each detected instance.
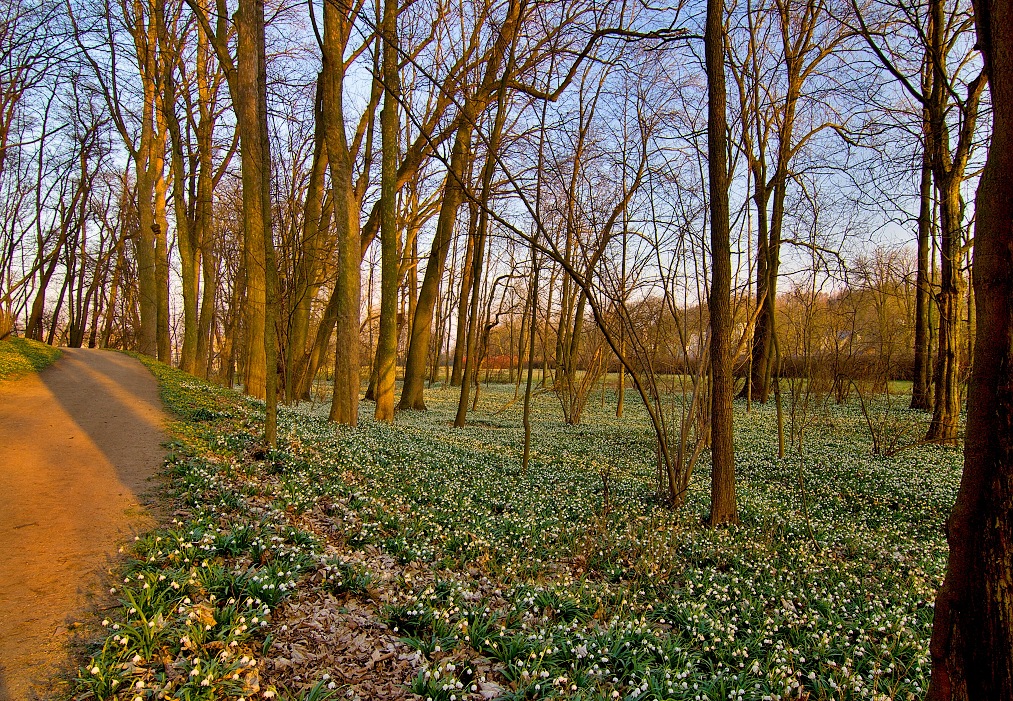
[0,349,167,700]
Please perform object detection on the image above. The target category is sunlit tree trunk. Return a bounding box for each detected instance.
[235,0,278,441]
[927,178,964,443]
[374,0,400,422]
[153,119,171,363]
[323,0,361,426]
[236,1,267,399]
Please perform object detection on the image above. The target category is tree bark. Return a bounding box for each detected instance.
[912,55,935,410]
[236,0,268,399]
[926,178,963,443]
[234,0,278,441]
[451,213,476,386]
[705,0,737,526]
[323,0,361,426]
[374,0,400,422]
[928,1,1013,695]
[153,123,172,364]
[912,141,934,409]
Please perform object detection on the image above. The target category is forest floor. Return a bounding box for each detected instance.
[73,360,963,701]
[0,348,165,701]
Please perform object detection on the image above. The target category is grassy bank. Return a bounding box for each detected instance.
[0,337,61,381]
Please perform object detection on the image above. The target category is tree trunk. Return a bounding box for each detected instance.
[456,99,507,426]
[451,212,476,386]
[374,0,399,422]
[912,138,934,410]
[705,0,737,526]
[194,9,220,380]
[743,184,772,402]
[131,11,161,358]
[160,26,200,373]
[287,75,328,400]
[926,177,963,443]
[928,2,1013,695]
[234,0,278,442]
[153,127,172,364]
[236,0,268,399]
[323,0,361,426]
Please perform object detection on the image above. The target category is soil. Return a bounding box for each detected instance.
[0,349,166,701]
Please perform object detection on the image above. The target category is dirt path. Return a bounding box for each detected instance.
[0,349,166,700]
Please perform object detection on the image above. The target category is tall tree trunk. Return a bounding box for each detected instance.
[928,2,1013,695]
[255,0,279,445]
[705,0,737,526]
[374,0,399,422]
[323,0,361,426]
[287,77,328,400]
[927,177,964,443]
[743,183,771,402]
[522,255,539,470]
[399,119,474,410]
[153,126,172,363]
[195,199,218,379]
[132,10,161,358]
[451,213,476,386]
[236,0,268,399]
[193,4,223,380]
[160,25,200,373]
[236,0,278,443]
[912,139,934,409]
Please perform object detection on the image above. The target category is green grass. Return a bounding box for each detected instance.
[76,358,961,700]
[0,336,61,381]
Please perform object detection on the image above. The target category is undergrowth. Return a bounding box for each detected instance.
[74,355,962,701]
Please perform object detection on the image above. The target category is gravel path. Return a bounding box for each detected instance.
[0,349,166,700]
